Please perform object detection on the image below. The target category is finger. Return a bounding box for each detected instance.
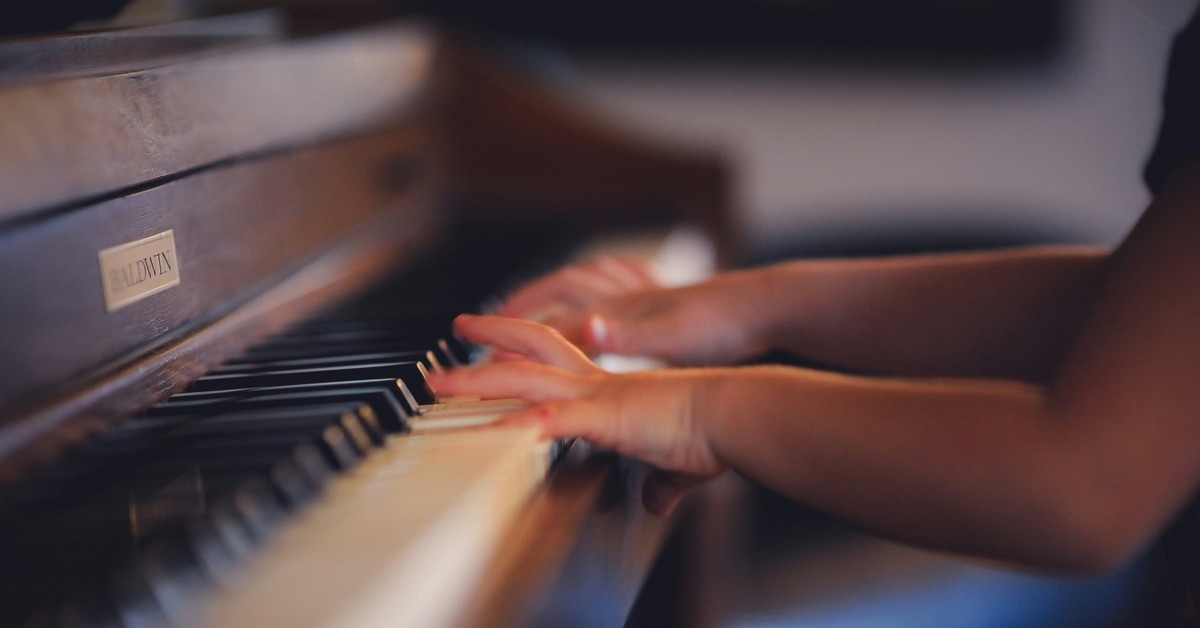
[583,312,652,357]
[490,350,528,363]
[584,256,659,292]
[494,398,615,447]
[428,361,587,402]
[642,469,707,517]
[583,313,615,354]
[497,267,624,318]
[453,314,597,374]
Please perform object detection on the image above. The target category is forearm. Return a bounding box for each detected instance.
[736,246,1109,381]
[698,366,1127,572]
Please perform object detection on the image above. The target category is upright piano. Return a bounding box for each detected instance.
[0,12,731,627]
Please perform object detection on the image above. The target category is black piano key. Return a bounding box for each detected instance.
[316,423,362,471]
[184,517,242,586]
[132,409,370,472]
[230,478,288,543]
[209,350,432,374]
[129,403,373,439]
[434,338,464,367]
[187,361,434,405]
[161,404,382,456]
[7,407,362,533]
[4,414,378,624]
[265,458,319,508]
[0,220,595,627]
[137,537,210,623]
[206,501,257,564]
[25,438,317,514]
[141,451,327,515]
[54,589,123,628]
[149,388,410,433]
[109,562,168,628]
[77,450,319,517]
[111,453,316,517]
[5,478,293,626]
[162,378,422,416]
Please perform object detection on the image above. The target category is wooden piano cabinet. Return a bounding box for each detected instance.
[433,39,737,267]
[0,13,734,627]
[0,126,443,490]
[461,449,675,627]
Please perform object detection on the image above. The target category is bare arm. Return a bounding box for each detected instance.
[497,245,1107,382]
[748,246,1107,381]
[434,166,1200,574]
[713,166,1200,571]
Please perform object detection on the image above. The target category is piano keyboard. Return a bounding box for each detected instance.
[0,221,590,627]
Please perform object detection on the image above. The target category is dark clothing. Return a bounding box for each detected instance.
[1145,9,1200,193]
[1153,12,1200,626]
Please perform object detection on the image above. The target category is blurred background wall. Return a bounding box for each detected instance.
[95,0,1200,260]
[541,0,1196,261]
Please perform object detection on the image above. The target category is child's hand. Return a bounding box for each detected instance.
[430,314,728,515]
[495,259,768,366]
[497,256,659,321]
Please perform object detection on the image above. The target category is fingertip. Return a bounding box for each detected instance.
[585,313,610,351]
[452,312,500,343]
[452,312,475,330]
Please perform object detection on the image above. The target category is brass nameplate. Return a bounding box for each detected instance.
[99,230,181,312]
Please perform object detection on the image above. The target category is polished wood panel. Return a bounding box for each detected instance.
[0,11,284,87]
[434,41,736,264]
[0,22,434,223]
[0,125,436,425]
[460,448,676,627]
[0,133,446,499]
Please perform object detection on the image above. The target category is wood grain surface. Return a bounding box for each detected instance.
[0,21,435,224]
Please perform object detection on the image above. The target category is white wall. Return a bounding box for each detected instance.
[558,0,1197,255]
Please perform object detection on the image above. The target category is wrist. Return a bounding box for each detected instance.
[720,265,794,356]
[689,367,742,469]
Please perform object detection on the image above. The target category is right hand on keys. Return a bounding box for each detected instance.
[495,257,768,366]
[430,313,729,516]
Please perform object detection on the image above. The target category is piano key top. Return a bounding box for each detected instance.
[187,361,428,393]
[162,378,422,417]
[411,398,530,432]
[208,350,433,375]
[151,388,411,433]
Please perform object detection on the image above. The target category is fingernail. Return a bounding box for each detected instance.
[587,314,609,348]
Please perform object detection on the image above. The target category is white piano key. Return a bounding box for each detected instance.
[412,399,530,432]
[191,426,550,628]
